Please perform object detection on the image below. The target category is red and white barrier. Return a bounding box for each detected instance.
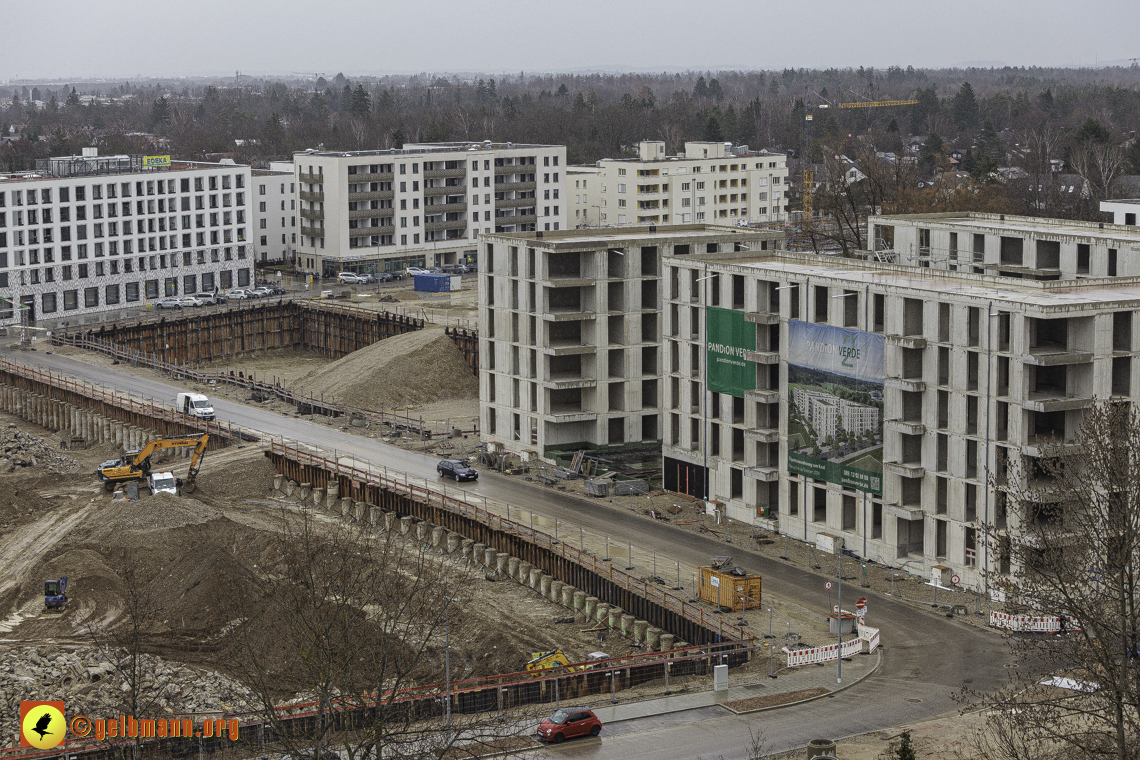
[989,611,1062,633]
[783,635,867,666]
[858,624,880,653]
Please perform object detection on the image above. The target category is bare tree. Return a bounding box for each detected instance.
[231,508,537,760]
[971,401,1140,760]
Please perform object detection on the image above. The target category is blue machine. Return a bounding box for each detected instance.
[44,576,68,612]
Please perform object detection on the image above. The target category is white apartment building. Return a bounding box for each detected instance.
[570,141,789,229]
[0,150,253,327]
[664,239,1140,593]
[294,142,567,277]
[1101,198,1140,227]
[251,162,296,264]
[477,225,782,460]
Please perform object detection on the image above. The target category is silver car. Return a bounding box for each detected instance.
[155,297,183,309]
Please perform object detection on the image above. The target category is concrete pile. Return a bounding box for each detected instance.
[0,423,80,474]
[0,646,255,718]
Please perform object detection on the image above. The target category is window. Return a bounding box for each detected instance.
[105,284,120,304]
[63,290,78,310]
[84,287,99,308]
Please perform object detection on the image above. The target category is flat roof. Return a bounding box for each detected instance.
[484,224,779,250]
[681,250,1140,311]
[877,211,1140,244]
[296,142,560,158]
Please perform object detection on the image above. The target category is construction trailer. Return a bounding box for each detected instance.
[698,558,762,612]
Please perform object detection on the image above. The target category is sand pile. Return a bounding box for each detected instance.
[292,328,478,411]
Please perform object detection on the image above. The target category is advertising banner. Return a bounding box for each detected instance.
[786,320,884,495]
[706,307,755,397]
[142,155,171,168]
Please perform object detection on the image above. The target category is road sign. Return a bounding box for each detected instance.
[951,574,961,585]
[825,581,832,590]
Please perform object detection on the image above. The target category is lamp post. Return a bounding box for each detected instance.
[444,596,460,728]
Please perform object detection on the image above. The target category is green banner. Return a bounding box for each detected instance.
[706,307,756,398]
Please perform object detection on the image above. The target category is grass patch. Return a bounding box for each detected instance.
[724,687,829,712]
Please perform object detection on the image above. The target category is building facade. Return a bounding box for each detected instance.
[0,150,253,327]
[294,142,567,277]
[663,244,1140,593]
[569,141,789,229]
[251,163,296,264]
[477,225,782,461]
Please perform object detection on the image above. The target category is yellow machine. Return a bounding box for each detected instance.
[96,434,209,493]
[526,649,587,674]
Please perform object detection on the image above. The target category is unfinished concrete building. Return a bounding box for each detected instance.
[477,225,782,462]
[663,246,1140,593]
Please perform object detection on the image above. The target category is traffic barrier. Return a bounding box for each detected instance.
[783,636,864,667]
[858,624,880,653]
[989,611,1062,633]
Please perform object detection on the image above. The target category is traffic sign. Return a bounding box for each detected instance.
[951,574,961,585]
[825,581,833,590]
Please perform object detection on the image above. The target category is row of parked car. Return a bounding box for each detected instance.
[335,263,477,285]
[153,286,288,309]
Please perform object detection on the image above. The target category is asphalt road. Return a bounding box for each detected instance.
[6,345,1009,758]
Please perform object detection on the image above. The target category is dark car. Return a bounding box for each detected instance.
[536,708,602,743]
[437,459,478,481]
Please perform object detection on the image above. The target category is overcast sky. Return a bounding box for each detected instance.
[3,0,1139,81]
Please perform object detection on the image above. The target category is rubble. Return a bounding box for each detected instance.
[0,424,81,475]
[0,646,256,718]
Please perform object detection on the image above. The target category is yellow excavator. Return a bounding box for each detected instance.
[97,434,209,493]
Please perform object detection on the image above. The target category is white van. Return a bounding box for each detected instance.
[176,392,215,421]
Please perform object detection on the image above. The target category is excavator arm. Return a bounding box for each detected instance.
[98,434,210,491]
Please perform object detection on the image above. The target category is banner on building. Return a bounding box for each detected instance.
[706,307,756,397]
[142,155,171,167]
[786,320,884,495]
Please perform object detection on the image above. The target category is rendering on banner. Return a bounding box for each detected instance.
[706,306,756,397]
[786,320,884,495]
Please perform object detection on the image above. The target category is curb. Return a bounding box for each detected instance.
[599,649,882,724]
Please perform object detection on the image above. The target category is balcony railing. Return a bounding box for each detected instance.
[425,219,468,232]
[299,208,324,220]
[499,181,537,192]
[349,190,394,202]
[298,172,322,184]
[495,195,536,208]
[424,167,466,179]
[299,190,324,203]
[349,209,392,220]
[425,184,464,197]
[347,172,394,183]
[300,224,323,237]
[495,163,534,175]
[423,201,468,214]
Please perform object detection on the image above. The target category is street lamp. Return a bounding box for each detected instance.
[444,596,460,728]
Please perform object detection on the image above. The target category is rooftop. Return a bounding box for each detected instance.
[483,223,780,250]
[0,151,246,183]
[295,141,561,159]
[878,211,1140,244]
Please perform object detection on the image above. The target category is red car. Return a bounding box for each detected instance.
[536,708,602,743]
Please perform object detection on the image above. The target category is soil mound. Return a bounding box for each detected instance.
[292,328,477,410]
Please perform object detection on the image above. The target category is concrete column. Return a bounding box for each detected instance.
[309,486,324,507]
[273,475,283,491]
[561,585,575,608]
[483,548,497,567]
[299,483,311,501]
[549,580,565,605]
[416,521,430,541]
[496,553,510,576]
[539,575,552,597]
[517,561,532,582]
[573,590,587,614]
[354,501,366,522]
[446,532,461,553]
[385,512,397,532]
[507,556,520,579]
[369,507,381,526]
[528,567,543,589]
[400,516,415,535]
[431,526,446,548]
[660,633,676,651]
[620,614,635,637]
[460,538,475,559]
[284,480,296,497]
[472,543,486,564]
[646,628,662,650]
[595,603,610,624]
[325,481,339,509]
[633,620,650,645]
[607,607,623,630]
[584,596,598,620]
[112,421,123,446]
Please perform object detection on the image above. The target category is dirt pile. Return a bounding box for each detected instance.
[292,328,477,410]
[0,423,80,475]
[0,646,256,718]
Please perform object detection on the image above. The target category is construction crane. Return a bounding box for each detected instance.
[839,98,919,109]
[97,433,210,493]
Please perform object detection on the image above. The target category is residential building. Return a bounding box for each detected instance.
[1101,198,1140,227]
[0,149,253,327]
[870,211,1140,278]
[251,162,295,264]
[567,166,602,227]
[477,224,782,461]
[663,242,1140,592]
[570,141,789,228]
[293,142,567,277]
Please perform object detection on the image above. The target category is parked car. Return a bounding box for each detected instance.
[437,459,478,482]
[441,264,467,274]
[192,292,220,305]
[389,271,405,281]
[536,708,602,743]
[357,273,376,284]
[374,272,393,282]
[405,267,429,276]
[155,297,183,309]
[250,287,274,298]
[226,289,252,299]
[180,296,204,307]
[464,262,478,273]
[338,272,365,284]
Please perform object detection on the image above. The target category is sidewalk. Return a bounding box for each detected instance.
[587,651,880,723]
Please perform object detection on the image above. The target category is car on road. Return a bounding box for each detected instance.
[226,289,253,299]
[536,708,602,743]
[405,267,429,276]
[192,292,224,305]
[180,296,204,307]
[155,297,183,309]
[338,272,365,284]
[358,273,376,284]
[437,459,478,482]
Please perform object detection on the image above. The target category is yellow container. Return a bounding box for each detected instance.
[698,567,762,611]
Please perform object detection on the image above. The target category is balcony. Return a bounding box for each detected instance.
[424,167,466,180]
[543,409,597,423]
[542,377,597,390]
[884,461,925,478]
[747,466,780,482]
[542,343,597,356]
[498,213,538,226]
[349,190,394,202]
[298,172,322,184]
[495,163,534,175]
[885,419,925,435]
[1022,393,1094,413]
[499,180,537,192]
[496,195,536,208]
[299,190,324,203]
[745,388,780,403]
[423,201,468,214]
[743,349,780,364]
[886,334,927,349]
[745,428,779,443]
[884,504,925,521]
[349,209,387,220]
[885,377,926,392]
[300,224,323,238]
[744,311,780,325]
[425,219,468,232]
[347,172,394,183]
[1025,349,1094,366]
[299,207,324,220]
[425,184,464,197]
